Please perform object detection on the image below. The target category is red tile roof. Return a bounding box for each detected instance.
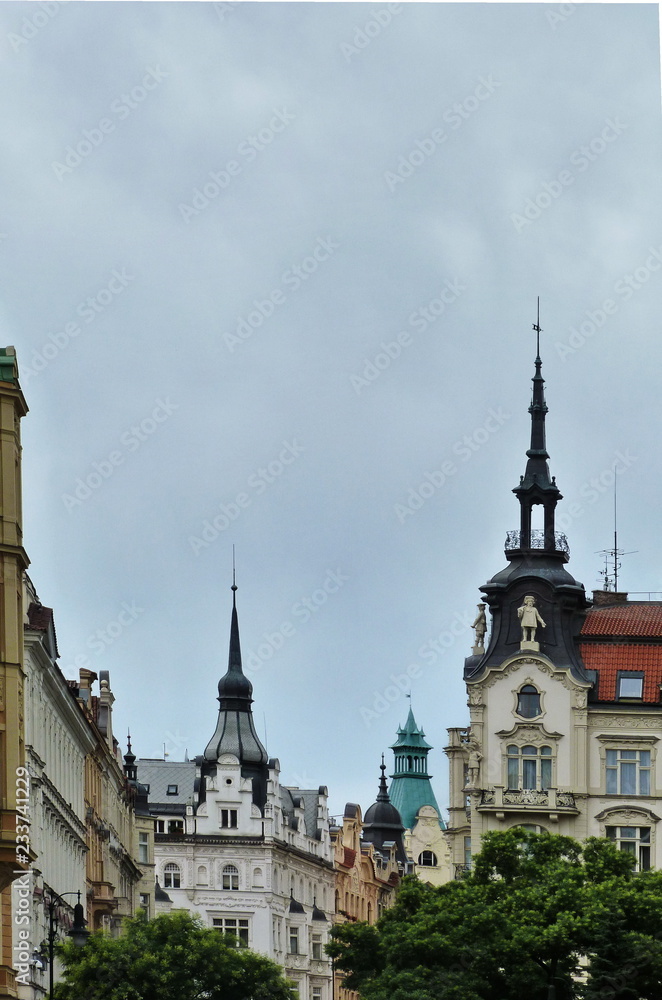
[581,603,662,637]
[579,643,662,703]
[25,602,59,657]
[342,847,356,869]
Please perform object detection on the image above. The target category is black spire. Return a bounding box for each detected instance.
[511,304,563,558]
[362,755,408,865]
[203,581,269,811]
[124,732,137,781]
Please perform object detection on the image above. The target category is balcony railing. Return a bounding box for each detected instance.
[505,529,569,557]
[479,787,577,812]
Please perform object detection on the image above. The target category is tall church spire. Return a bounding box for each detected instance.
[203,582,268,810]
[510,304,564,559]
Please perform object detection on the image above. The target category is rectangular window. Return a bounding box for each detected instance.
[213,917,249,946]
[155,820,165,834]
[289,927,299,955]
[139,893,149,916]
[618,675,644,700]
[166,784,178,795]
[221,809,238,829]
[606,749,651,795]
[138,832,149,863]
[463,836,472,867]
[606,826,651,871]
[168,820,184,834]
[312,934,323,960]
[312,989,322,1000]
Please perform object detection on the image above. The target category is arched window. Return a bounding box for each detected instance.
[253,867,264,888]
[222,864,239,890]
[418,850,438,867]
[517,685,542,719]
[507,745,552,790]
[407,755,413,770]
[163,863,180,889]
[196,865,208,885]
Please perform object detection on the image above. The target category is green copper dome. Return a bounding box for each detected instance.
[389,707,445,831]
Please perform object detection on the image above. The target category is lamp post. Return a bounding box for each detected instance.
[44,890,90,999]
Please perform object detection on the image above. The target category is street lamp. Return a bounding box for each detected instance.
[45,890,90,999]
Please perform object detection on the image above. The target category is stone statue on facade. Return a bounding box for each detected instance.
[471,603,487,655]
[517,595,546,650]
[465,738,482,788]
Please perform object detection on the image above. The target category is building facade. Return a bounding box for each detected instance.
[446,349,662,872]
[138,587,334,1000]
[0,349,30,1000]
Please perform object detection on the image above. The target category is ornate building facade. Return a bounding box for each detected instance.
[138,587,334,1000]
[446,346,662,873]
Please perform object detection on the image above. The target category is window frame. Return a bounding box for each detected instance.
[506,743,553,791]
[417,850,438,867]
[606,825,651,871]
[516,684,542,719]
[163,862,181,889]
[212,916,249,947]
[617,672,644,701]
[222,864,239,890]
[605,747,651,796]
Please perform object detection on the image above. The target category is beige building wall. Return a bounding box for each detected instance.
[0,349,29,1000]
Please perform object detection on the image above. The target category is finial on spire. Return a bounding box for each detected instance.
[127,729,132,754]
[232,545,237,605]
[532,297,542,360]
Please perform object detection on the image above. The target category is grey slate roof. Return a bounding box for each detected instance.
[137,760,196,808]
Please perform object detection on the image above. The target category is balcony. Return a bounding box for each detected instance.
[505,529,569,558]
[478,786,578,821]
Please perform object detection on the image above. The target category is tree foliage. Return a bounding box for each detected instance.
[54,910,297,1000]
[328,830,662,1000]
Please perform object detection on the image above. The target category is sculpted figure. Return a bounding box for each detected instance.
[471,603,487,647]
[465,738,482,787]
[518,595,546,642]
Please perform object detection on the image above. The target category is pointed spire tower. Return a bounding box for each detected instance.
[510,302,564,558]
[465,305,590,681]
[362,756,407,865]
[389,706,444,831]
[203,581,269,810]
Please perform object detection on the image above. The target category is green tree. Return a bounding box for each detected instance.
[54,910,297,1000]
[328,830,662,1000]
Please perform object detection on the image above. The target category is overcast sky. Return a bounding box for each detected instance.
[1,1,661,820]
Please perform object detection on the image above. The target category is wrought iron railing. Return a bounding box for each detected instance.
[505,529,569,557]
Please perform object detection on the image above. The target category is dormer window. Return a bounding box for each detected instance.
[166,784,178,795]
[618,673,644,700]
[516,685,542,719]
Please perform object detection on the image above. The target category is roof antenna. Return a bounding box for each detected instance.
[595,468,636,591]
